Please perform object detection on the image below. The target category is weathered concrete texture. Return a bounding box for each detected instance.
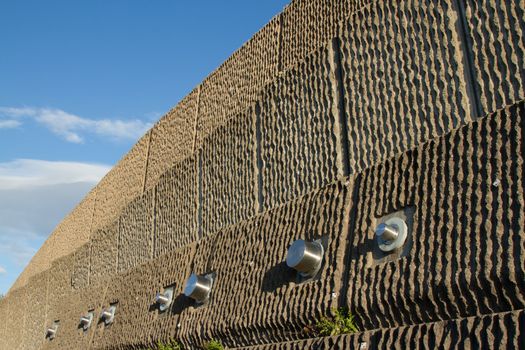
[10,187,97,292]
[118,189,155,273]
[347,101,525,330]
[89,222,119,285]
[42,282,107,350]
[23,271,49,350]
[201,110,257,236]
[177,180,353,348]
[3,287,28,350]
[0,299,6,346]
[91,244,195,349]
[238,310,525,349]
[93,131,150,231]
[340,0,472,174]
[145,90,199,191]
[195,17,281,148]
[259,43,341,210]
[71,243,91,290]
[154,156,198,257]
[463,0,525,116]
[280,0,369,70]
[47,253,75,316]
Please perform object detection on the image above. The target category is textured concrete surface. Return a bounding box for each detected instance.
[117,189,155,273]
[93,131,151,231]
[201,110,258,235]
[89,222,119,285]
[2,0,524,348]
[347,101,525,330]
[462,0,525,116]
[154,156,199,256]
[259,42,342,210]
[237,310,525,349]
[145,90,199,191]
[340,0,473,174]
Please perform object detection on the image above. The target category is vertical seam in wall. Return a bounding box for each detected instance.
[192,85,202,153]
[197,149,203,239]
[115,216,121,274]
[339,174,361,306]
[254,102,265,213]
[142,130,153,193]
[453,0,483,118]
[151,186,157,259]
[276,14,283,72]
[332,37,351,177]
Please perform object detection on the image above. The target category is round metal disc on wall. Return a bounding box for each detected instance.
[286,239,324,277]
[184,273,212,303]
[376,217,407,252]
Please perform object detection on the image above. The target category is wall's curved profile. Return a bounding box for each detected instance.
[1,0,524,349]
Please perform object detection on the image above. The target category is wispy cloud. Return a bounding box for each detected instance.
[0,159,110,190]
[0,106,152,143]
[0,266,6,275]
[0,119,21,129]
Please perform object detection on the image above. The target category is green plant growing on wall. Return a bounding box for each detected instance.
[143,339,183,350]
[204,339,225,350]
[316,308,359,336]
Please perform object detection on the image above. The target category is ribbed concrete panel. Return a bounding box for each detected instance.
[154,156,198,257]
[463,0,525,115]
[43,282,106,350]
[340,0,472,174]
[346,101,525,330]
[89,222,119,285]
[47,253,74,315]
[177,180,353,348]
[237,310,525,349]
[280,0,369,70]
[71,243,91,290]
[259,43,341,210]
[92,244,195,349]
[195,17,280,148]
[93,131,150,231]
[0,299,6,346]
[118,189,155,273]
[145,90,199,191]
[201,111,257,236]
[3,287,28,350]
[23,271,49,350]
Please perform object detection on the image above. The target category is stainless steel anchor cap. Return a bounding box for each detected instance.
[375,217,408,252]
[100,305,116,325]
[79,312,93,330]
[286,239,324,277]
[183,273,212,303]
[155,287,174,312]
[46,324,58,340]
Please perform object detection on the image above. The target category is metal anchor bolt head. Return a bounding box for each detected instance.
[184,273,212,303]
[286,239,324,277]
[79,312,93,330]
[375,217,408,252]
[155,287,174,312]
[46,325,58,340]
[100,305,116,325]
[375,223,399,243]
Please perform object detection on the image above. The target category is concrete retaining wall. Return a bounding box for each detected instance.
[2,0,524,348]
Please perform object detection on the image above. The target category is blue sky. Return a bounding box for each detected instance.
[0,0,289,294]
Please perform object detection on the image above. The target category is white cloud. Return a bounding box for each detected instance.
[0,159,110,190]
[0,159,110,274]
[0,119,21,129]
[0,266,6,275]
[0,106,152,143]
